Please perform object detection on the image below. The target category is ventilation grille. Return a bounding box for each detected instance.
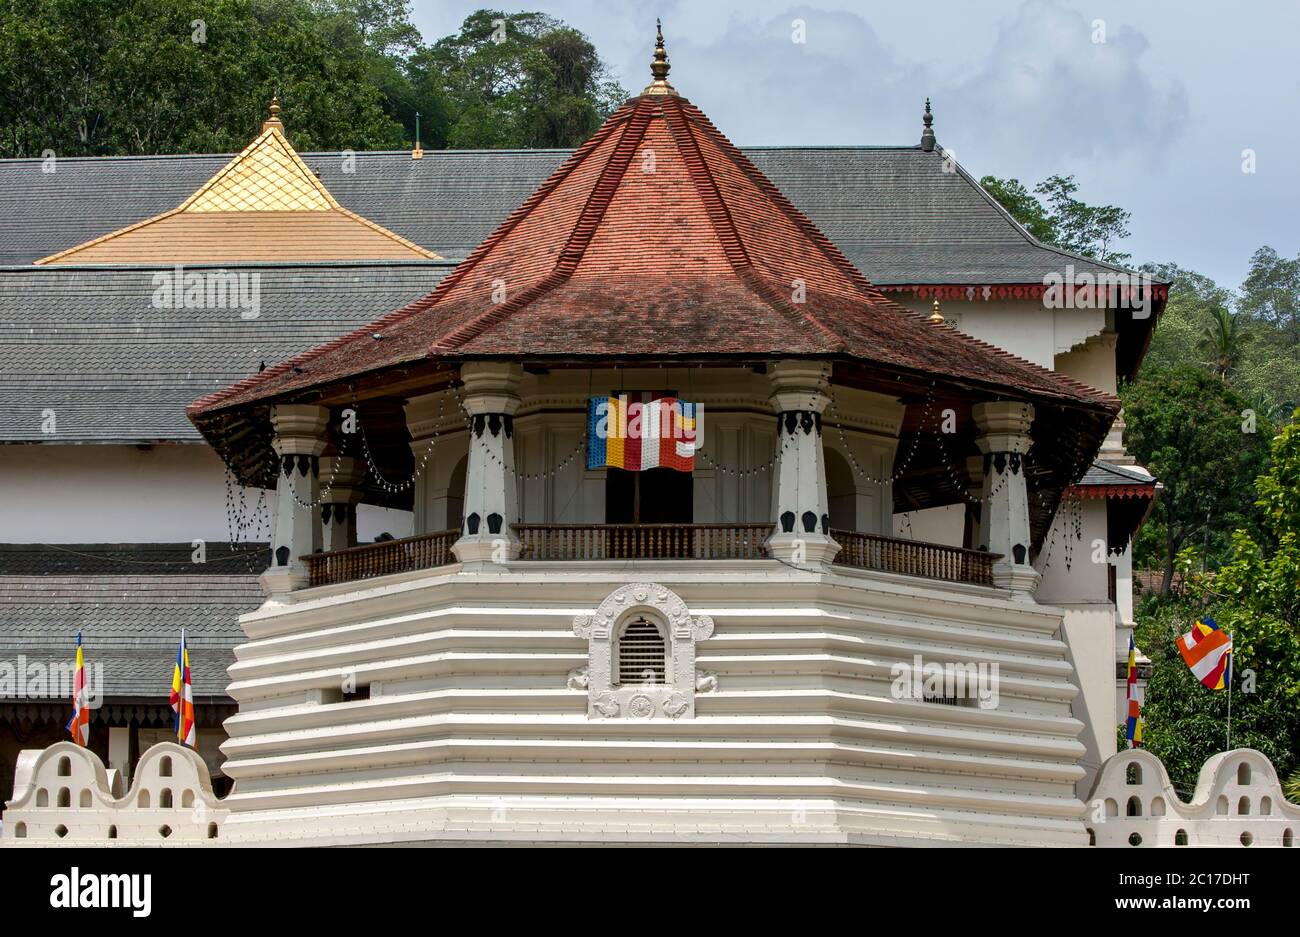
[618,618,666,685]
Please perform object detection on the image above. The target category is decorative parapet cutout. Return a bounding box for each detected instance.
[1,741,227,844]
[573,582,714,719]
[1086,748,1298,848]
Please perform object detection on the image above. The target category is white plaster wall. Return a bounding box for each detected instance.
[894,504,964,546]
[0,444,410,544]
[897,299,1106,373]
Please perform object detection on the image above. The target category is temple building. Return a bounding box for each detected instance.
[3,30,1238,846]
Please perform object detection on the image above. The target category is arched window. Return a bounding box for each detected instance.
[1237,796,1250,816]
[1151,796,1166,816]
[13,822,26,838]
[56,756,72,777]
[159,756,173,778]
[1261,796,1272,815]
[1216,795,1229,815]
[1126,762,1142,785]
[1126,796,1142,817]
[616,617,667,686]
[207,822,219,840]
[79,789,91,808]
[138,790,151,808]
[57,787,70,808]
[107,825,117,839]
[36,789,49,807]
[1284,829,1293,848]
[160,789,173,808]
[1175,829,1189,846]
[1104,798,1119,818]
[181,790,194,808]
[1236,762,1251,785]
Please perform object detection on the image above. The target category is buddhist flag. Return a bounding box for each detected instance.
[587,392,697,472]
[66,632,90,747]
[1176,616,1232,690]
[170,630,196,747]
[1124,635,1143,749]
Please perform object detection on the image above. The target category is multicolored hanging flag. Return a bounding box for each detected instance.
[586,392,697,473]
[170,630,196,747]
[1124,635,1143,749]
[1176,616,1232,690]
[66,632,90,747]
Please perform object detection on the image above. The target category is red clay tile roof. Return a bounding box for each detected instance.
[189,93,1117,419]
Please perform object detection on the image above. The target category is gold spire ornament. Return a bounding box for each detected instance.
[642,19,678,96]
[262,95,284,133]
[929,298,945,324]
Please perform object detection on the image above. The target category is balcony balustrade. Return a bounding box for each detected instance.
[302,524,1000,589]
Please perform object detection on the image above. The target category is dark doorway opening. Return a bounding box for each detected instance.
[605,468,693,524]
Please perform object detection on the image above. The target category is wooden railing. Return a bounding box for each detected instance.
[304,529,458,587]
[301,525,999,589]
[831,529,999,586]
[512,523,771,561]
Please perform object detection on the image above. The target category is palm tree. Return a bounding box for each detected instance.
[1198,306,1252,380]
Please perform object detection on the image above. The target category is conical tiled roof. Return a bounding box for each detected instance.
[191,77,1115,419]
[39,107,438,265]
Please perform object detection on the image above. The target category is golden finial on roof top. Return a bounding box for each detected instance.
[262,95,284,133]
[929,298,945,324]
[642,19,678,96]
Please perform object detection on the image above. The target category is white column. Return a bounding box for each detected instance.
[261,403,329,594]
[452,361,523,564]
[972,401,1039,596]
[764,360,839,564]
[319,455,364,553]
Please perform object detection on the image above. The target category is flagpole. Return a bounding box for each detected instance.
[1226,634,1233,750]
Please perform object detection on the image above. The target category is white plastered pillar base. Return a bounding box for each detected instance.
[452,361,523,565]
[972,400,1040,599]
[764,360,839,565]
[260,404,329,595]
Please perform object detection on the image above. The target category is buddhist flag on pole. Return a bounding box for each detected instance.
[1124,635,1143,749]
[66,631,90,747]
[587,393,697,472]
[1176,616,1232,690]
[170,630,196,747]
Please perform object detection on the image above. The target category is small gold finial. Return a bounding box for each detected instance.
[929,298,945,324]
[262,95,284,132]
[642,19,678,96]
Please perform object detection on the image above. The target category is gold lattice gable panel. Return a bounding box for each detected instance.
[182,128,336,213]
[35,125,440,263]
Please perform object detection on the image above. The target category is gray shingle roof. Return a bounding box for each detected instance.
[1077,460,1156,486]
[0,574,257,697]
[0,261,450,440]
[0,145,1144,444]
[0,145,1131,282]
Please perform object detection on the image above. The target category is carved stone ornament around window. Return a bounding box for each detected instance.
[573,582,714,719]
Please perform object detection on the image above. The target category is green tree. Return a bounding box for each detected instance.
[416,10,626,149]
[1137,415,1300,795]
[1123,366,1272,594]
[1240,246,1300,345]
[1198,306,1253,381]
[978,176,1056,243]
[980,173,1132,263]
[0,0,416,156]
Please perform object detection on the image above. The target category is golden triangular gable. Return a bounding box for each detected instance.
[181,126,338,213]
[37,116,440,264]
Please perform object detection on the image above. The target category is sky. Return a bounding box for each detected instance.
[407,0,1300,291]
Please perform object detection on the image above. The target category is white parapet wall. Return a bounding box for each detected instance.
[1086,748,1298,847]
[1,741,227,845]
